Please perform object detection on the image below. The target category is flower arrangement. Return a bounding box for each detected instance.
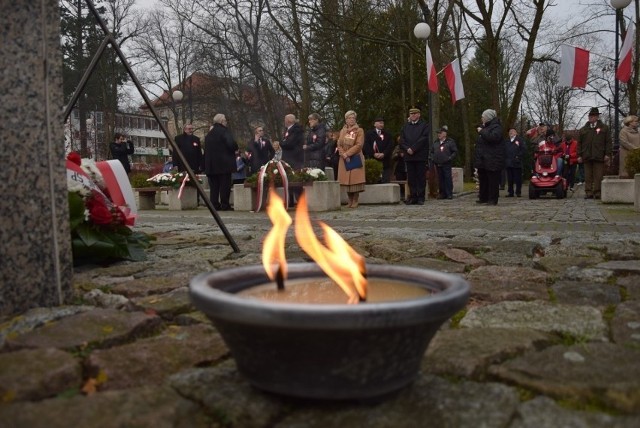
[245,161,327,185]
[67,152,153,264]
[146,171,201,188]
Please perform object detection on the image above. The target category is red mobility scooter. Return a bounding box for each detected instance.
[529,132,568,199]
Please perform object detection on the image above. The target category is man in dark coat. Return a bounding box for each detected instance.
[429,126,457,199]
[364,117,394,183]
[504,127,526,197]
[246,125,274,175]
[400,107,430,205]
[304,113,327,169]
[204,114,238,211]
[578,107,611,199]
[280,114,304,206]
[109,132,135,174]
[280,114,304,169]
[173,123,203,173]
[474,109,504,205]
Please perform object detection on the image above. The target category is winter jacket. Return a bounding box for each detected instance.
[109,140,134,173]
[504,136,526,169]
[337,124,366,186]
[430,137,457,166]
[247,137,275,175]
[577,120,611,162]
[304,123,327,168]
[204,123,238,175]
[559,139,579,166]
[174,134,203,173]
[474,117,504,171]
[364,128,394,168]
[280,123,305,169]
[400,119,430,162]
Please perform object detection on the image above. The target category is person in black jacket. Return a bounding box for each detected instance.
[429,126,458,199]
[204,114,238,211]
[364,117,394,183]
[109,132,134,174]
[304,113,327,169]
[475,109,504,205]
[246,125,274,175]
[280,114,304,206]
[173,124,203,173]
[504,127,526,197]
[400,107,430,205]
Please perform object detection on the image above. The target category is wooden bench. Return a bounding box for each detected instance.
[133,187,170,210]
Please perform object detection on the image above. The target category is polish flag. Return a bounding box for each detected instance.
[426,45,438,93]
[559,45,589,88]
[616,23,635,83]
[444,58,465,104]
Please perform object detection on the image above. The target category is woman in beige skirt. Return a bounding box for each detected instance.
[337,110,366,208]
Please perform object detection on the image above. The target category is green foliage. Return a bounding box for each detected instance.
[449,309,468,328]
[130,172,153,188]
[365,159,383,184]
[624,148,640,177]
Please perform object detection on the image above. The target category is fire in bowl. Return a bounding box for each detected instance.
[189,262,469,400]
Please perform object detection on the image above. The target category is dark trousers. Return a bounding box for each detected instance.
[478,168,501,203]
[208,173,232,209]
[437,164,453,198]
[564,163,577,188]
[506,167,523,196]
[406,161,427,202]
[584,160,605,198]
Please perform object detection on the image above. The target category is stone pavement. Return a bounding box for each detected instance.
[1,184,640,427]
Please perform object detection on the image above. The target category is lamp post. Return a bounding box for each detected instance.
[610,0,632,172]
[413,22,435,144]
[172,88,184,148]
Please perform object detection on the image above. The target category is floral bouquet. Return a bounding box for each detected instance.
[67,152,153,264]
[147,171,202,188]
[246,160,327,212]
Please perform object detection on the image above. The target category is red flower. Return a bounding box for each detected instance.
[86,195,113,225]
[67,152,82,166]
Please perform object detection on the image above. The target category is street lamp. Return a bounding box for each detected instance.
[611,0,632,172]
[413,22,436,144]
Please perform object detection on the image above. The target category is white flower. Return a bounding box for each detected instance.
[306,168,325,178]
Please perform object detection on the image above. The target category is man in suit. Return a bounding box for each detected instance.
[280,114,304,206]
[173,123,203,173]
[363,116,394,183]
[247,125,275,175]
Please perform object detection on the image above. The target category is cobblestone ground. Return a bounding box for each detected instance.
[1,184,640,427]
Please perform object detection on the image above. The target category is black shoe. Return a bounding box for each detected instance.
[505,194,514,198]
[405,199,415,205]
[585,195,594,199]
[476,200,488,204]
[516,194,521,197]
[489,201,498,205]
[447,196,453,200]
[416,200,425,205]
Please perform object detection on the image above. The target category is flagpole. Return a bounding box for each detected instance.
[611,0,632,168]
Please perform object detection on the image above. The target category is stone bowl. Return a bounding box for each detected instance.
[189,263,469,400]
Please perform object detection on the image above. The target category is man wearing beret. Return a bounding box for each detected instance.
[400,107,430,205]
[364,116,394,183]
[577,107,611,199]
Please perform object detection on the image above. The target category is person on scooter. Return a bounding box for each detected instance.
[537,129,563,177]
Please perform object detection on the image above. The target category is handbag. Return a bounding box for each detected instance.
[344,154,363,171]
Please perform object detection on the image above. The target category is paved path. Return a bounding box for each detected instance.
[1,184,639,427]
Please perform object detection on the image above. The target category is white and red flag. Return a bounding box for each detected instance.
[444,58,465,104]
[426,45,438,93]
[559,45,589,88]
[616,22,635,83]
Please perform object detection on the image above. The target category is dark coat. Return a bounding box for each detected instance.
[578,120,612,162]
[400,119,430,162]
[305,123,327,168]
[324,138,340,172]
[109,140,134,173]
[504,136,526,169]
[280,123,304,169]
[430,137,458,166]
[364,128,394,168]
[474,117,504,171]
[204,123,238,175]
[173,133,203,173]
[247,137,275,174]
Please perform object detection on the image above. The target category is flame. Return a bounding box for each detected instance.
[262,188,292,281]
[294,192,367,304]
